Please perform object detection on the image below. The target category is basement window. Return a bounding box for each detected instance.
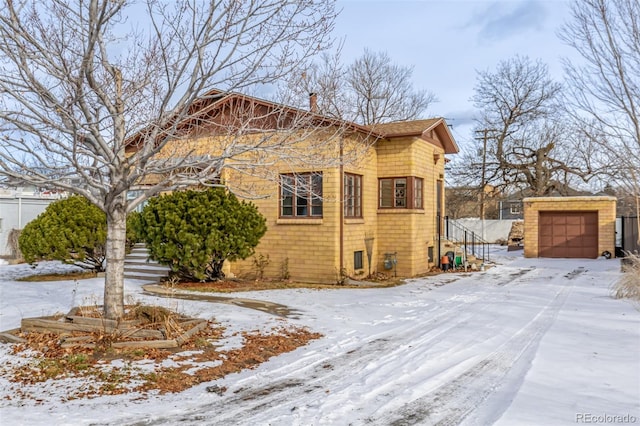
[354,250,364,270]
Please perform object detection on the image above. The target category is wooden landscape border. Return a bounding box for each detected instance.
[0,306,209,350]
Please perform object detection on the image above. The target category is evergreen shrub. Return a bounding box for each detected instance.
[140,188,267,282]
[19,196,107,271]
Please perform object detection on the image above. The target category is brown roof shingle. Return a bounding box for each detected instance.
[367,118,441,137]
[365,118,458,154]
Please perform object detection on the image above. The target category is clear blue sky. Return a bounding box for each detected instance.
[333,0,576,148]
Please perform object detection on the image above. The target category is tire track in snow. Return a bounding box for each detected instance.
[213,267,549,423]
[117,267,561,426]
[487,267,537,287]
[132,294,489,426]
[125,338,396,426]
[375,271,578,426]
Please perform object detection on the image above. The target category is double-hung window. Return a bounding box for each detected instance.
[344,173,362,218]
[280,172,323,217]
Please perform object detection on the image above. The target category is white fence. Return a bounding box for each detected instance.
[0,191,62,257]
[449,219,519,244]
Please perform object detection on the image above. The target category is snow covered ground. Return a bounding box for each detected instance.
[0,247,638,425]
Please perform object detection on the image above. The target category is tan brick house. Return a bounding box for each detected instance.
[144,91,459,283]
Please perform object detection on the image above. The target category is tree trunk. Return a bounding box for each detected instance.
[103,197,127,320]
[209,260,226,281]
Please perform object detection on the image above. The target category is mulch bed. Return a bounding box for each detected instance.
[0,303,322,400]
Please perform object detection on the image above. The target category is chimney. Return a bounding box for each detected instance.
[309,92,318,113]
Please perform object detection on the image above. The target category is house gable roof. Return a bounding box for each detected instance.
[127,90,459,155]
[368,118,459,154]
[126,89,383,151]
[176,89,380,137]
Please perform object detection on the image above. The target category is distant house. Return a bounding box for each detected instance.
[497,195,525,220]
[499,186,607,220]
[131,90,459,282]
[447,184,605,221]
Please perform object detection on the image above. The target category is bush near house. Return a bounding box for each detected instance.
[139,188,267,282]
[19,196,107,271]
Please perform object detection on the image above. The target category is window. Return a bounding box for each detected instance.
[379,179,394,208]
[414,177,423,209]
[344,173,362,217]
[280,172,323,217]
[379,178,407,208]
[354,250,364,270]
[394,178,407,207]
[379,177,424,209]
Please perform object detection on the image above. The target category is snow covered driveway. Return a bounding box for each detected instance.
[1,251,639,425]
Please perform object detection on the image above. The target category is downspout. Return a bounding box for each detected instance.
[339,137,344,275]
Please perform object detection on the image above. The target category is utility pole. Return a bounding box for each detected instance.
[474,129,490,241]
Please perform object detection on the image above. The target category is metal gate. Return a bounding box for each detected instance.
[617,216,639,255]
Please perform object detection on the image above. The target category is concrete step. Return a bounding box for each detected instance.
[126,253,151,260]
[124,265,170,275]
[124,271,167,283]
[124,258,169,267]
[124,244,169,284]
[123,273,165,283]
[124,259,169,268]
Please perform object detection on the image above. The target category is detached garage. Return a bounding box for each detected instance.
[523,196,616,259]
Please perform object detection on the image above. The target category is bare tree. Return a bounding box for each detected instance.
[277,46,350,120]
[460,55,598,196]
[559,0,640,211]
[279,48,436,125]
[0,0,340,320]
[348,49,436,125]
[444,187,481,219]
